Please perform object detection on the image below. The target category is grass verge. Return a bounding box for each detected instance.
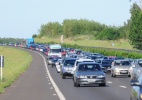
[0,46,32,93]
[35,35,135,50]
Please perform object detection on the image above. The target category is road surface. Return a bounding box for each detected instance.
[0,49,132,100]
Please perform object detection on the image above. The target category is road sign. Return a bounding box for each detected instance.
[0,55,4,83]
[60,35,64,44]
[0,56,4,67]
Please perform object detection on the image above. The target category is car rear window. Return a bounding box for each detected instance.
[76,61,93,66]
[64,59,76,66]
[78,64,101,71]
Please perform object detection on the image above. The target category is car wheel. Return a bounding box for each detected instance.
[99,83,106,86]
[128,75,131,77]
[111,73,113,77]
[76,82,80,87]
[62,75,65,79]
[113,75,116,77]
[56,69,59,73]
[74,81,76,87]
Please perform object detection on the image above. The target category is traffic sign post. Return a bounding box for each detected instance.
[60,35,64,44]
[0,55,4,83]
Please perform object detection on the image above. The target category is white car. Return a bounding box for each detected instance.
[72,58,94,74]
[55,59,62,73]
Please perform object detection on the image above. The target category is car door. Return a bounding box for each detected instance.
[131,74,142,100]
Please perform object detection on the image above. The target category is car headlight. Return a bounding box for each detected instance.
[78,76,87,78]
[140,94,142,99]
[115,68,119,72]
[97,75,105,78]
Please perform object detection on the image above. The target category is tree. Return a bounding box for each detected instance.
[129,3,142,49]
[32,34,37,38]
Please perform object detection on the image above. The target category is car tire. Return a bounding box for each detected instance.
[74,81,76,87]
[128,75,131,77]
[62,75,65,79]
[99,83,106,87]
[76,82,80,87]
[111,73,113,77]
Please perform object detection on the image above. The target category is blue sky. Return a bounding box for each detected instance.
[0,0,138,38]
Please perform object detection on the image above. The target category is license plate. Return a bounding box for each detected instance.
[121,71,127,73]
[88,79,95,82]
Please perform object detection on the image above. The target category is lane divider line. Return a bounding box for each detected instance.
[119,86,127,88]
[34,51,66,100]
[107,81,112,84]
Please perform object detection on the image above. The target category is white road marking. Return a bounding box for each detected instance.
[119,86,127,88]
[34,51,66,100]
[50,87,53,89]
[48,83,51,85]
[107,81,112,84]
[53,94,57,96]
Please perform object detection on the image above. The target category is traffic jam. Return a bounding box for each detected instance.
[12,42,142,100]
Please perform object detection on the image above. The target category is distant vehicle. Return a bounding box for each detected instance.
[47,55,60,66]
[95,59,113,72]
[111,59,131,77]
[26,38,34,48]
[48,44,62,57]
[15,42,20,47]
[55,59,62,73]
[130,72,142,100]
[8,42,15,46]
[73,62,106,87]
[60,58,76,79]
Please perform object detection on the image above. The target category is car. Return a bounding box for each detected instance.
[55,59,62,73]
[130,59,142,80]
[60,58,77,79]
[47,55,59,66]
[111,59,132,77]
[95,59,113,72]
[130,72,142,100]
[72,58,94,75]
[73,62,106,87]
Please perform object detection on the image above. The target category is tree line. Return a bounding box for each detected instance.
[37,2,142,49]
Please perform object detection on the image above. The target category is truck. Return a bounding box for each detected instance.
[26,38,34,48]
[48,44,62,57]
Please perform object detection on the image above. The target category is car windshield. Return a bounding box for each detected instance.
[64,59,76,66]
[102,61,110,64]
[115,61,130,66]
[78,64,101,71]
[51,49,61,53]
[138,60,142,67]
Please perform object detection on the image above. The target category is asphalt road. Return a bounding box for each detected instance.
[0,49,132,100]
[0,49,59,100]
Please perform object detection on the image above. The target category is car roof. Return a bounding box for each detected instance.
[64,57,77,60]
[114,59,130,62]
[78,62,99,65]
[76,59,94,62]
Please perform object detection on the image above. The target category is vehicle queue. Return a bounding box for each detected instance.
[8,43,142,100]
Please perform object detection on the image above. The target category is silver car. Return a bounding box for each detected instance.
[73,62,106,87]
[111,59,131,77]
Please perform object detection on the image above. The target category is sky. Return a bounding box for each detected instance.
[0,0,139,38]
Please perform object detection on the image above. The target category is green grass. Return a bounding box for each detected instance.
[35,35,135,50]
[0,46,32,93]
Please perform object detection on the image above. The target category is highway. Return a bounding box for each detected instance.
[0,49,132,100]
